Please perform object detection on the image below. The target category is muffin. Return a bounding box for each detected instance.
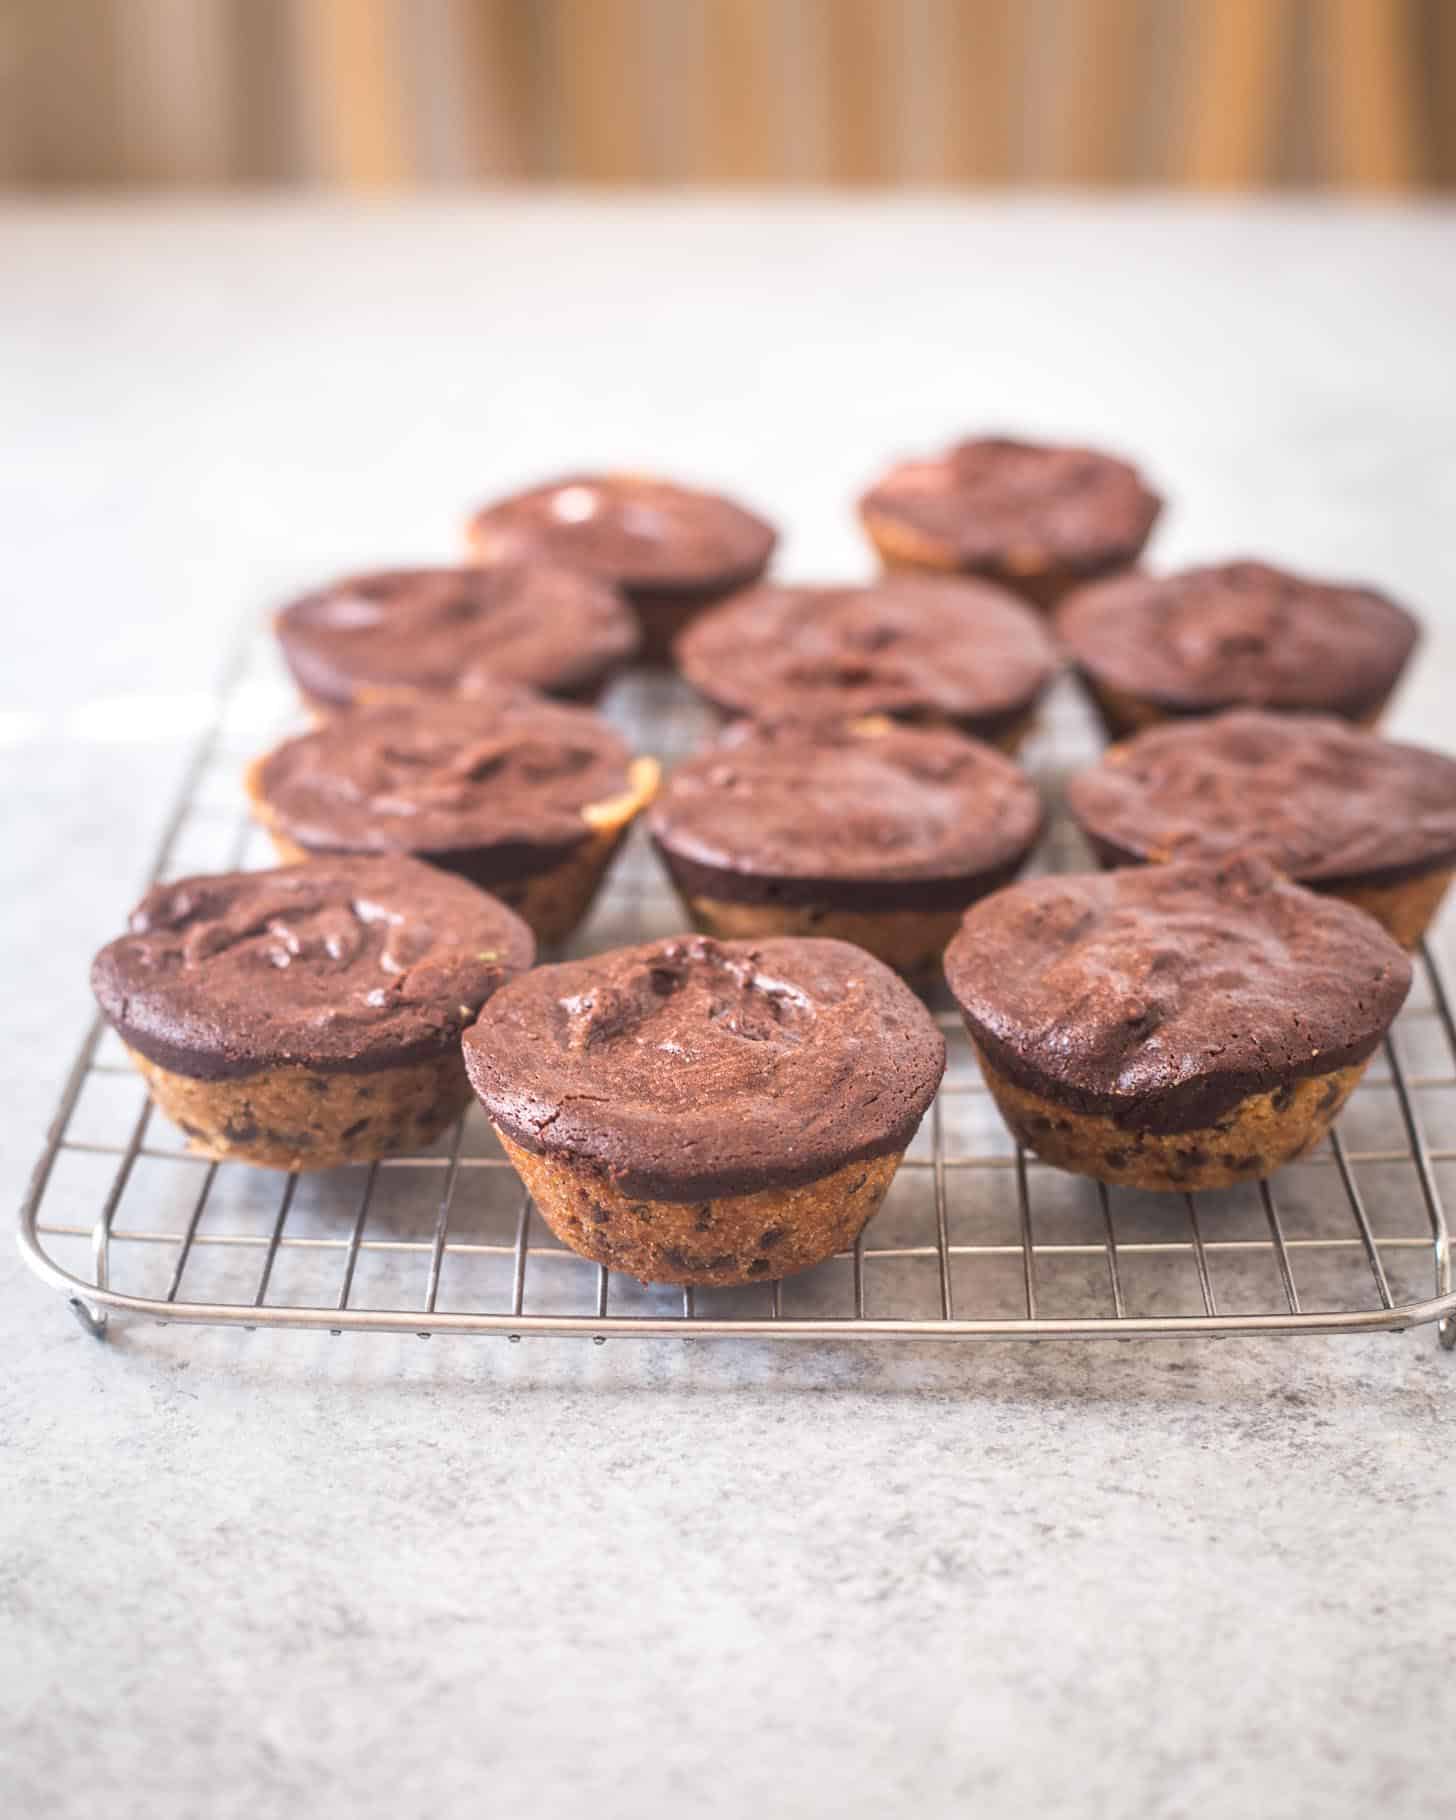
[650,718,1044,980]
[466,473,777,663]
[674,577,1059,750]
[944,856,1410,1192]
[1057,560,1421,739]
[1067,711,1456,948]
[463,934,945,1286]
[245,688,659,946]
[273,562,638,709]
[858,434,1162,610]
[91,857,535,1171]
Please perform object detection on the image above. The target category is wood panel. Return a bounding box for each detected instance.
[9,0,128,185]
[548,0,653,182]
[310,0,415,187]
[925,0,1025,184]
[1433,0,1456,185]
[232,0,311,184]
[1180,0,1293,188]
[1044,0,1142,185]
[459,0,537,178]
[0,0,1451,192]
[115,0,236,184]
[1319,0,1421,189]
[693,0,795,183]
[824,0,897,184]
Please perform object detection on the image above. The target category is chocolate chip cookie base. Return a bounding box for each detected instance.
[251,757,658,948]
[974,1047,1369,1191]
[688,696,1035,755]
[633,586,741,664]
[483,821,635,944]
[302,673,613,712]
[1080,674,1391,742]
[497,1131,900,1286]
[126,1045,473,1171]
[978,709,1034,754]
[680,896,966,983]
[866,531,1131,613]
[1333,867,1453,950]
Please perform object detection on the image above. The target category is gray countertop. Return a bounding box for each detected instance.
[4,199,1455,1820]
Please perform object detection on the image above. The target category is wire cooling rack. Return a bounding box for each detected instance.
[17,635,1456,1347]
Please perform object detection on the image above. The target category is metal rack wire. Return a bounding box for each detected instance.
[17,636,1456,1346]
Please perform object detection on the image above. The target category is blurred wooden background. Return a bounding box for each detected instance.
[3,0,1453,191]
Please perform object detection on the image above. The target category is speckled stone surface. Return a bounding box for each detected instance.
[3,200,1456,1820]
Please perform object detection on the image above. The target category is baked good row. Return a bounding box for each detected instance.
[275,438,1421,738]
[90,848,1413,1281]
[276,556,1420,743]
[239,660,1456,963]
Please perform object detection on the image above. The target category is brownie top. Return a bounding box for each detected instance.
[1067,710,1456,887]
[92,856,535,1080]
[462,934,946,1199]
[651,718,1043,889]
[944,856,1410,1133]
[675,577,1058,729]
[1056,560,1420,715]
[859,435,1161,572]
[253,689,640,861]
[273,562,638,706]
[467,473,777,595]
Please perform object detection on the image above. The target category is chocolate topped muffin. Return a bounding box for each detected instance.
[92,856,535,1169]
[1057,560,1421,738]
[1067,711,1456,946]
[651,718,1043,977]
[467,473,777,662]
[859,435,1162,609]
[246,689,659,944]
[945,856,1410,1189]
[674,577,1059,749]
[464,934,945,1284]
[273,562,638,709]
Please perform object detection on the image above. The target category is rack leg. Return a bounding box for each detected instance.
[69,1297,108,1338]
[78,1210,113,1338]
